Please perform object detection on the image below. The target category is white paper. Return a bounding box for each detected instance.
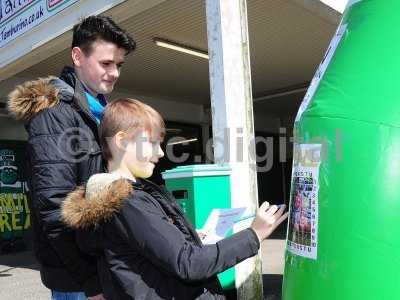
[287,144,321,260]
[295,24,348,122]
[200,207,250,245]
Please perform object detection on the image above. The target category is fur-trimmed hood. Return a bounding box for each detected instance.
[8,66,94,122]
[7,76,60,121]
[62,173,133,229]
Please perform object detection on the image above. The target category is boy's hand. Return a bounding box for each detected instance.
[196,229,207,240]
[251,202,288,242]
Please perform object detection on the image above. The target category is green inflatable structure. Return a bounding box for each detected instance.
[282,1,400,299]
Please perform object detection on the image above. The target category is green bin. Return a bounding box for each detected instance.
[162,164,235,289]
[282,1,400,299]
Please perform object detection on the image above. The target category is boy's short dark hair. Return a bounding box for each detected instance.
[72,15,136,55]
[100,98,166,162]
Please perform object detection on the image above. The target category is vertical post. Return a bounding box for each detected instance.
[206,1,263,299]
[201,106,213,163]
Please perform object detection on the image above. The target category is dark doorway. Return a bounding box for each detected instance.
[149,121,203,185]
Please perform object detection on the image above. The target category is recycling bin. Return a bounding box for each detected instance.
[283,1,400,299]
[162,164,235,289]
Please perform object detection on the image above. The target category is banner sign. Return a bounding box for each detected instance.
[0,145,30,243]
[0,0,79,48]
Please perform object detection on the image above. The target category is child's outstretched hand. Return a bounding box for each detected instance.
[196,229,207,240]
[251,202,288,242]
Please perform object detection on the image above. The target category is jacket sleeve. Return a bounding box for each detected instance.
[27,105,101,296]
[119,192,260,282]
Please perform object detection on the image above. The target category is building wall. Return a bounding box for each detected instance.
[0,117,27,141]
[109,90,206,125]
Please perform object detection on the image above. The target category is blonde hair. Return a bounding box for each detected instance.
[100,98,165,162]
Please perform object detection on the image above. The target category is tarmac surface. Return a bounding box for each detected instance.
[0,237,286,300]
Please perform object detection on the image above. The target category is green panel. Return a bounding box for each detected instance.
[192,176,231,228]
[192,176,234,289]
[165,177,196,224]
[283,1,400,299]
[0,142,31,242]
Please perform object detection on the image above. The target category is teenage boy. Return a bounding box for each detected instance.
[61,98,288,300]
[8,16,135,300]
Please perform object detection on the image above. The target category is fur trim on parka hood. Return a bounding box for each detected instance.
[62,173,133,229]
[7,76,60,121]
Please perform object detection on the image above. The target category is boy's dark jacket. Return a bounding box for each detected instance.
[62,175,261,300]
[7,67,103,296]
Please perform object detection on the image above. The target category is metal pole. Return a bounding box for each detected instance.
[206,0,263,298]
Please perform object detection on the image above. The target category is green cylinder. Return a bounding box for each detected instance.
[282,1,400,299]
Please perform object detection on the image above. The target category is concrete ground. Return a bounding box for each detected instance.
[261,238,286,300]
[0,238,286,300]
[0,249,49,300]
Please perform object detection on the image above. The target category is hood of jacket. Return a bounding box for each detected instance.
[7,66,91,122]
[7,76,61,122]
[62,173,133,229]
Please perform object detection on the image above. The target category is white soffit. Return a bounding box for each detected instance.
[4,0,340,110]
